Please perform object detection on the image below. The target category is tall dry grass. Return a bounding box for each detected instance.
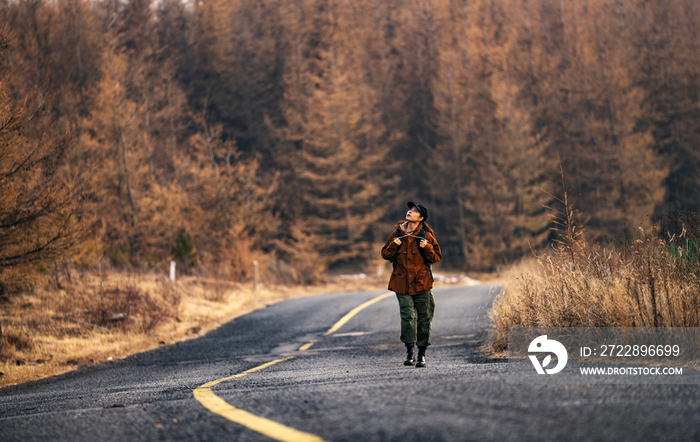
[489,169,700,352]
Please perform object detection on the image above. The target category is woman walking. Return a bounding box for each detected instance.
[381,201,442,367]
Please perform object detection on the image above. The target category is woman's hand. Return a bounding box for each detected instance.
[393,238,402,245]
[419,239,428,248]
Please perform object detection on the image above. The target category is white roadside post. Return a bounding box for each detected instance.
[253,260,259,291]
[170,261,176,281]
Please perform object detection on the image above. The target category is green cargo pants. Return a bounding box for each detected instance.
[396,291,435,348]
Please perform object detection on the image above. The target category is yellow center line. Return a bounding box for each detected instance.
[198,356,296,390]
[193,387,325,442]
[193,292,392,441]
[298,342,314,351]
[324,292,393,336]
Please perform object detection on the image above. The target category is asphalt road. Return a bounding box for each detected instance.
[2,285,700,441]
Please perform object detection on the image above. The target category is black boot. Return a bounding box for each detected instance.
[416,346,427,367]
[404,344,416,366]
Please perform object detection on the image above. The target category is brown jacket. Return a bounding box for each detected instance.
[381,221,442,295]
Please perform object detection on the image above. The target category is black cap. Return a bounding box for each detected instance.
[407,201,429,221]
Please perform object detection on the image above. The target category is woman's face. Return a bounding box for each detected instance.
[406,207,424,223]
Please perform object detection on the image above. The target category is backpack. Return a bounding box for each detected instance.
[392,227,434,282]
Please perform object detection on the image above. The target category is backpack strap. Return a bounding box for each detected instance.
[416,228,434,282]
[391,228,401,269]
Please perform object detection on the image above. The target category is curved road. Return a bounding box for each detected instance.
[2,285,700,441]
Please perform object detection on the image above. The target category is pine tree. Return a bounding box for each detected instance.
[79,31,142,265]
[430,0,550,270]
[184,116,280,280]
[187,0,287,166]
[0,33,85,289]
[628,0,700,212]
[392,0,440,196]
[278,0,392,268]
[500,0,665,242]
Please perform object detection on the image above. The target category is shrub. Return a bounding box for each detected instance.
[171,226,198,270]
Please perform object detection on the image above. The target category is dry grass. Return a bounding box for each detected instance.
[490,220,700,353]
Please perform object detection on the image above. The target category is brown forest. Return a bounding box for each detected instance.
[0,0,698,288]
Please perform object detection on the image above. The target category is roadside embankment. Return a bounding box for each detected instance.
[0,270,380,388]
[0,269,477,388]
